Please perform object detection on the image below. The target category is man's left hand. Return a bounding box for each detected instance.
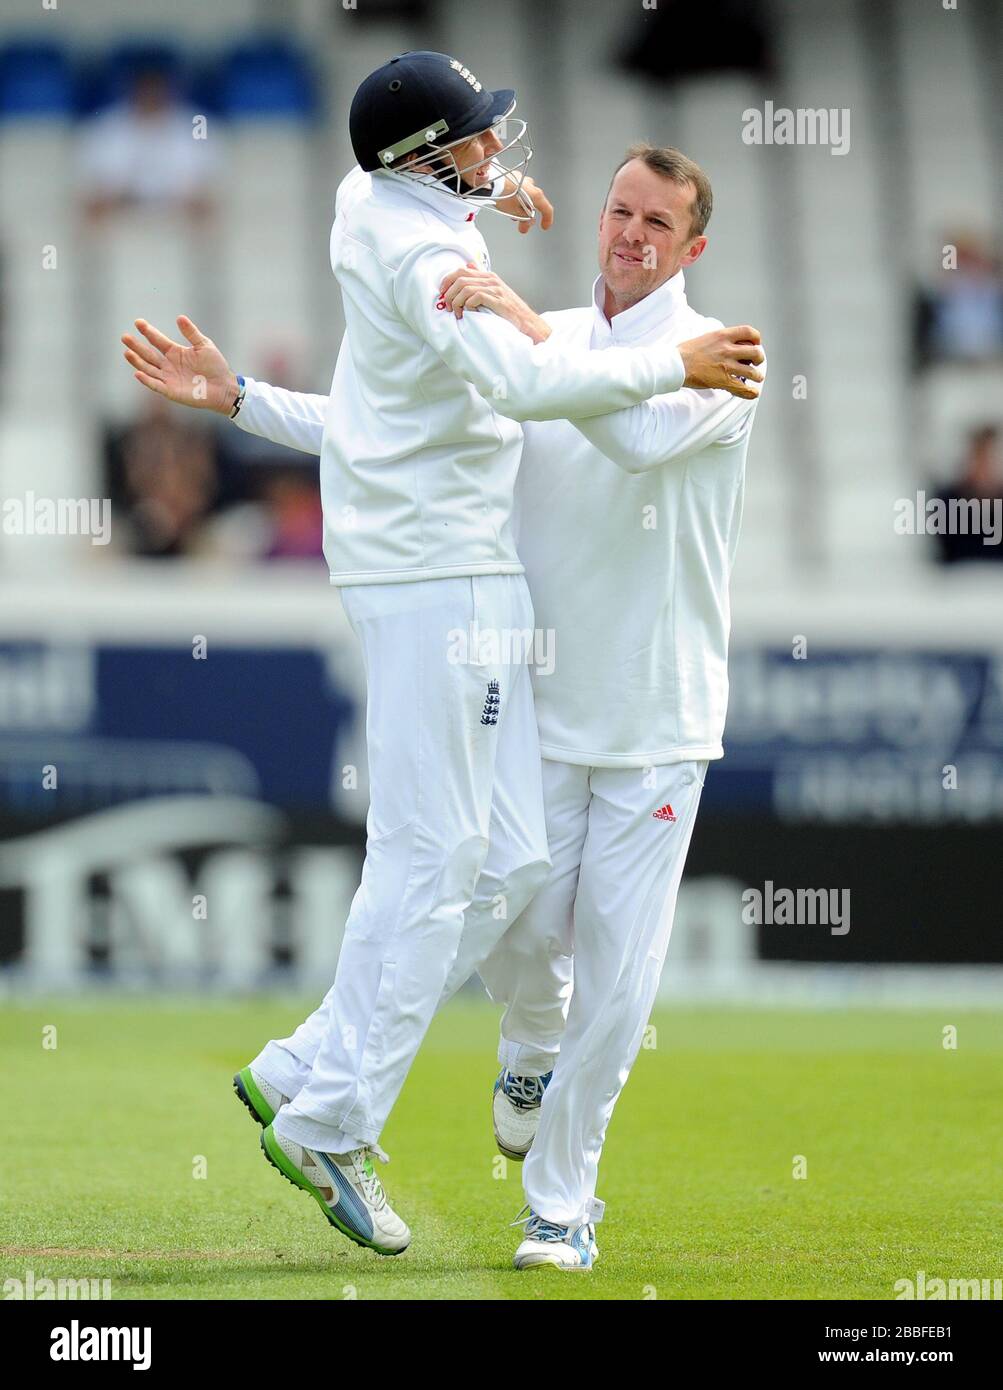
[439,264,552,343]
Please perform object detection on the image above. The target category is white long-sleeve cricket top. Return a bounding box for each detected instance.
[233,267,760,765]
[311,165,686,585]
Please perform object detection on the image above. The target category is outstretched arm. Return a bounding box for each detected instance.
[437,264,765,402]
[122,315,327,456]
[395,246,690,423]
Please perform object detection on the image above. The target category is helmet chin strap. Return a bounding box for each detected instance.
[460,162,535,222]
[401,161,532,222]
[466,167,508,199]
[464,164,517,206]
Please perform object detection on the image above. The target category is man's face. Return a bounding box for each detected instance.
[598,160,707,309]
[410,125,504,188]
[450,125,504,188]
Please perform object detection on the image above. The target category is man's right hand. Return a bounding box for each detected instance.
[678,326,765,400]
[121,315,239,415]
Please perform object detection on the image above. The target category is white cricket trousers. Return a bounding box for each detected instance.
[261,573,550,1153]
[480,756,707,1227]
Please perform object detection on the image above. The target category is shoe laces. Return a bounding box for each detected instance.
[527,1215,569,1243]
[352,1143,389,1209]
[509,1204,568,1244]
[501,1069,552,1109]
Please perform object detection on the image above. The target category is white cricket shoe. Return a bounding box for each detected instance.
[513,1209,600,1271]
[260,1122,411,1256]
[492,1068,552,1160]
[233,1065,289,1127]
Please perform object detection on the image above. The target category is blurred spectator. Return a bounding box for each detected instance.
[77,68,215,221]
[932,425,1003,565]
[251,473,323,559]
[106,397,219,557]
[915,234,1003,368]
[205,468,323,563]
[213,343,324,562]
[106,368,324,565]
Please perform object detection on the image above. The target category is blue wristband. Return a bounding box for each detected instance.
[229,375,247,419]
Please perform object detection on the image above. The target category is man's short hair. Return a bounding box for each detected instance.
[606,143,713,238]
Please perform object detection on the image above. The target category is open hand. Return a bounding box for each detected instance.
[121,315,239,414]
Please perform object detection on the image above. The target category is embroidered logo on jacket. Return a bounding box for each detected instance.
[480,680,501,726]
[652,803,677,822]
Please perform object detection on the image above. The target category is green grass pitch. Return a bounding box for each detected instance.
[1,999,999,1300]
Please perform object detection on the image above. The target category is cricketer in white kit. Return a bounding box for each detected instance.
[196,143,765,1268]
[441,144,766,1268]
[121,51,764,1259]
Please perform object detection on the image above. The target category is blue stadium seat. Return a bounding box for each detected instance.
[0,42,74,117]
[216,38,316,119]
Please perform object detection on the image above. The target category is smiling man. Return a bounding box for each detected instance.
[437,144,766,1268]
[604,150,711,301]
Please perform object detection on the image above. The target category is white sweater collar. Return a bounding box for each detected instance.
[371,168,481,228]
[590,270,687,343]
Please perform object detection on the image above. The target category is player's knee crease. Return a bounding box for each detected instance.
[504,854,552,917]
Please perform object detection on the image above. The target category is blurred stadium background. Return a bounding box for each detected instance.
[1,0,1002,1007]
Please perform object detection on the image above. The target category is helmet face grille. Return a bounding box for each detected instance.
[386,112,534,221]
